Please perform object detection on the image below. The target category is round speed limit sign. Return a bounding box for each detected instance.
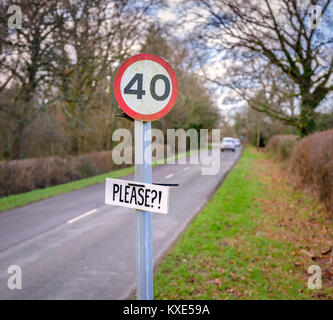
[113,53,178,121]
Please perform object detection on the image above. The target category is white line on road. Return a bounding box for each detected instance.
[165,174,174,179]
[183,167,190,172]
[67,209,98,224]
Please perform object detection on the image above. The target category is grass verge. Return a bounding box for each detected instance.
[154,146,333,299]
[0,166,135,213]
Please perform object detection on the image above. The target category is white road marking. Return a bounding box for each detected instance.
[67,209,98,224]
[183,167,190,172]
[165,174,174,179]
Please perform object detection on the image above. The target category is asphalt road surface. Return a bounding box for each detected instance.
[0,147,242,299]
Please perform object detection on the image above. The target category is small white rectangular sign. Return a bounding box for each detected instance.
[105,178,170,214]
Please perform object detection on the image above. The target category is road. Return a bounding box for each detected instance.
[0,147,242,299]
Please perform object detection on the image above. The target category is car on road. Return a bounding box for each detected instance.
[221,137,236,152]
[233,138,241,147]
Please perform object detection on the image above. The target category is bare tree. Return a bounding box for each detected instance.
[142,24,221,133]
[0,0,66,159]
[189,0,333,136]
[0,0,160,158]
[54,0,159,154]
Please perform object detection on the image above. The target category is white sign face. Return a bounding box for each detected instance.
[105,178,170,215]
[120,60,172,115]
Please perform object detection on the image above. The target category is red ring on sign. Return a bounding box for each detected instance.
[113,53,178,121]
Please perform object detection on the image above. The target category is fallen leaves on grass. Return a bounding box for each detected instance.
[226,288,243,297]
[253,150,333,298]
[154,148,333,300]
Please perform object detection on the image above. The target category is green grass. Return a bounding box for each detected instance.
[0,149,198,213]
[154,147,314,300]
[0,166,136,213]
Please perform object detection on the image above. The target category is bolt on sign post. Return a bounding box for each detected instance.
[111,53,178,300]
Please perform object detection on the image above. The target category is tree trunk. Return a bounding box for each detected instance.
[72,135,79,155]
[18,127,26,160]
[11,123,26,160]
[299,103,316,137]
[256,122,261,148]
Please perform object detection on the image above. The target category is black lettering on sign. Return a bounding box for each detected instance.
[124,185,130,203]
[158,191,162,208]
[151,190,157,208]
[111,182,164,211]
[124,73,145,99]
[119,185,124,202]
[130,187,137,205]
[137,188,145,205]
[113,184,120,201]
[150,74,170,101]
[123,73,171,101]
[144,188,150,208]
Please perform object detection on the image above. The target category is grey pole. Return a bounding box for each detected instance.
[135,120,153,300]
